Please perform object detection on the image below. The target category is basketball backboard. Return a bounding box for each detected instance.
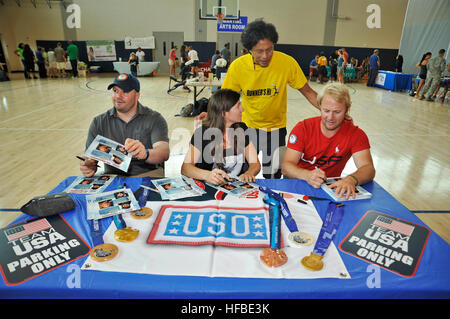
[199,0,240,20]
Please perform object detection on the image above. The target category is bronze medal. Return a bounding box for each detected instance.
[301,252,324,271]
[114,227,139,242]
[288,231,314,247]
[90,243,118,262]
[260,248,288,268]
[130,207,153,220]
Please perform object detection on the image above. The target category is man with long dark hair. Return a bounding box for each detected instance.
[221,19,319,179]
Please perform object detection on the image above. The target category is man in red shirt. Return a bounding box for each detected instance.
[282,83,375,199]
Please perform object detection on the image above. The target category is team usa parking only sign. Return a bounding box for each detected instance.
[339,210,430,277]
[0,215,90,285]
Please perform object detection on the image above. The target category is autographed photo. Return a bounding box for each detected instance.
[85,135,132,172]
[64,175,116,194]
[87,188,140,220]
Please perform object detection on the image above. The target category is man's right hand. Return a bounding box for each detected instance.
[307,168,326,188]
[80,158,98,177]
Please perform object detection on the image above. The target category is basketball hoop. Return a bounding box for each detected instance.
[215,13,225,25]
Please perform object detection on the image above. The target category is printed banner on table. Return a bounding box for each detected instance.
[375,72,386,86]
[124,36,155,49]
[86,40,117,62]
[147,204,270,247]
[0,215,90,285]
[339,210,430,277]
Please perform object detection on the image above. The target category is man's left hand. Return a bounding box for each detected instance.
[125,138,147,160]
[328,176,357,200]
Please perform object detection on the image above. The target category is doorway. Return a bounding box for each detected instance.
[153,32,184,74]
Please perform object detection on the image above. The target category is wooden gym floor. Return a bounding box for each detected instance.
[0,72,449,243]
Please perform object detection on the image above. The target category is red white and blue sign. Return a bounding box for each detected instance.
[147,204,270,248]
[217,16,248,32]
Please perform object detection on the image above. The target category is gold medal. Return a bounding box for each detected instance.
[288,231,314,247]
[260,248,288,268]
[130,207,153,220]
[301,252,324,271]
[90,243,118,262]
[114,227,139,242]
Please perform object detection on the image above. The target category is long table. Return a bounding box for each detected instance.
[375,71,412,91]
[1,176,449,299]
[112,61,160,76]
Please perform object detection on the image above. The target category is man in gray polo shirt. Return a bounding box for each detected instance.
[80,73,170,177]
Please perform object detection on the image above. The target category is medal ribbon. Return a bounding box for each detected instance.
[89,219,104,247]
[138,177,153,207]
[259,186,299,233]
[263,194,281,249]
[113,214,127,230]
[312,202,345,256]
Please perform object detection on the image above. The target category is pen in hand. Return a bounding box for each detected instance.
[315,166,326,182]
[76,156,100,168]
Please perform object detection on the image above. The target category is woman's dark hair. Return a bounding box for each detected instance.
[204,89,242,168]
[205,89,241,133]
[420,52,432,63]
[241,19,278,50]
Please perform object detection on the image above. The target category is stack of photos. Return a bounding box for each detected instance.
[321,177,372,201]
[86,188,140,220]
[151,176,206,200]
[64,175,116,194]
[85,135,132,172]
[207,176,258,197]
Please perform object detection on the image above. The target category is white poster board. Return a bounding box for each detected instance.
[124,36,155,49]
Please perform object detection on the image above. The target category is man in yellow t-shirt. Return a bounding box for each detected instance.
[221,19,319,178]
[317,52,328,84]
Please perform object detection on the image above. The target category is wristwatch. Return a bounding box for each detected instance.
[144,148,150,161]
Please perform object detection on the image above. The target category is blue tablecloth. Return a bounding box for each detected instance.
[375,71,412,91]
[112,62,160,76]
[1,177,449,299]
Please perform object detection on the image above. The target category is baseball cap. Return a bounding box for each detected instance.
[107,73,140,92]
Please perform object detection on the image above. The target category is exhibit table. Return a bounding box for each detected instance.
[112,62,160,76]
[185,79,223,105]
[375,71,412,91]
[1,176,449,299]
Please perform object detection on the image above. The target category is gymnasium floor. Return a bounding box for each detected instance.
[0,72,448,243]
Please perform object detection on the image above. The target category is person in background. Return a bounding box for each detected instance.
[47,49,58,78]
[35,47,47,79]
[317,52,328,84]
[309,55,319,81]
[329,49,339,82]
[419,49,447,101]
[136,47,145,62]
[220,43,232,69]
[14,43,29,79]
[395,55,403,73]
[337,49,345,84]
[414,52,432,99]
[185,46,199,75]
[210,50,221,74]
[54,42,66,78]
[128,52,139,77]
[66,41,79,78]
[366,49,380,87]
[168,45,178,77]
[23,44,37,79]
[431,63,450,102]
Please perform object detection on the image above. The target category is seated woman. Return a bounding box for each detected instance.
[181,89,261,185]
